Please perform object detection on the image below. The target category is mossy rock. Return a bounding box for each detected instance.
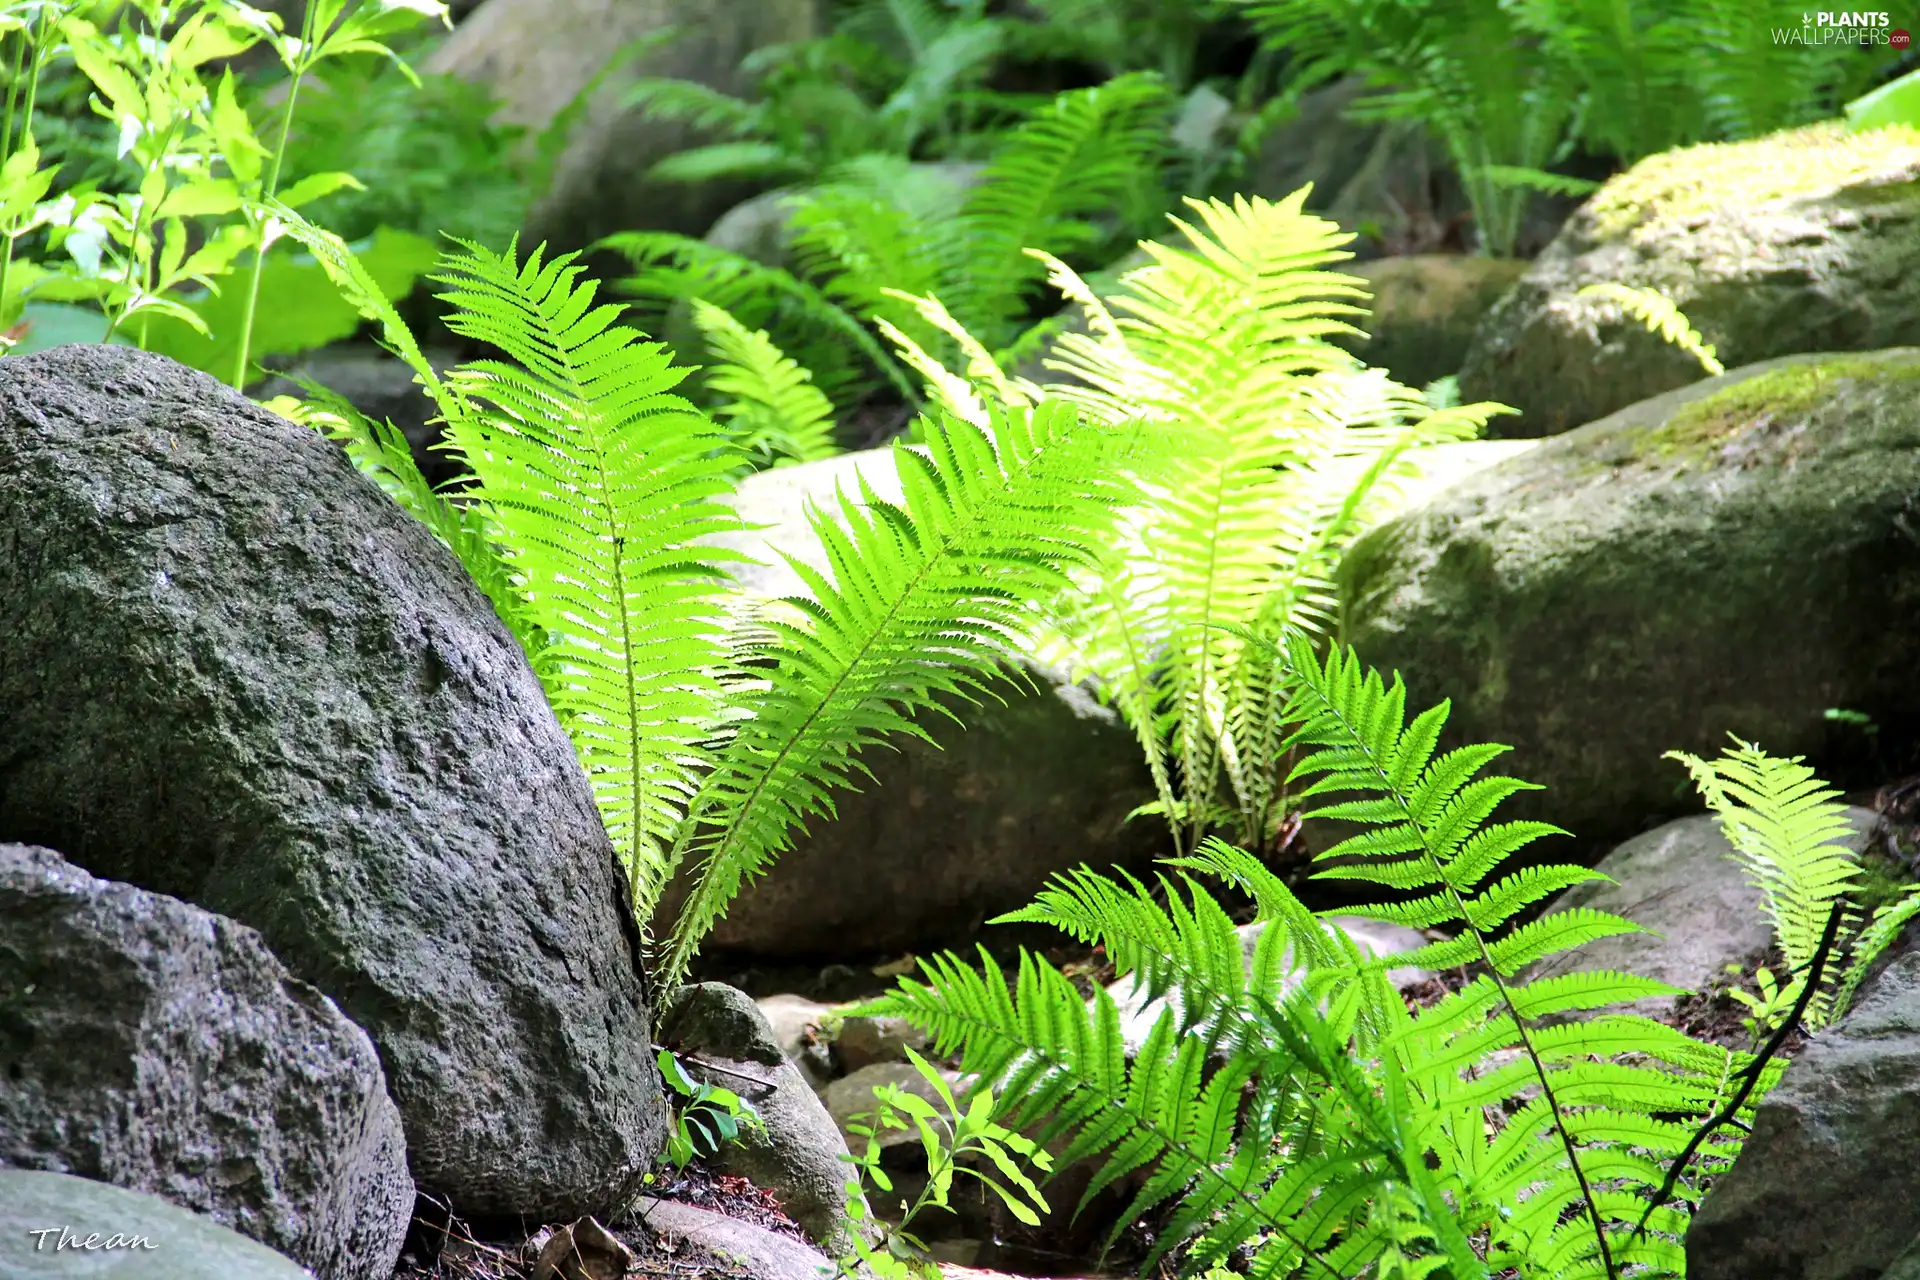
[1342,254,1528,388]
[1338,348,1920,854]
[1459,122,1920,437]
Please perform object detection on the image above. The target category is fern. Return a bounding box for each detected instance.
[1669,737,1919,1034]
[657,397,1133,988]
[1576,282,1725,377]
[861,635,1769,1278]
[1005,192,1512,858]
[423,238,746,916]
[689,298,839,469]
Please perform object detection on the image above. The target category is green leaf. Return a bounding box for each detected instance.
[140,225,438,376]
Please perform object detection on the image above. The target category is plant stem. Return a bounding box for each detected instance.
[230,0,318,390]
[0,2,52,326]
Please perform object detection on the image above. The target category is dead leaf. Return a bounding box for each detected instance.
[529,1216,635,1280]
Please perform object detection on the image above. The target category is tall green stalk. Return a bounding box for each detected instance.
[230,0,319,389]
[0,2,53,323]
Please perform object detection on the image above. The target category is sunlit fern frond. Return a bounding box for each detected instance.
[426,237,744,919]
[689,299,838,469]
[1667,736,1865,1027]
[1576,282,1725,376]
[656,398,1134,988]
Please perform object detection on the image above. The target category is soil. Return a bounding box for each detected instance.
[391,1164,804,1280]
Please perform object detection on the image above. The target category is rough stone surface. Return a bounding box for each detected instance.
[1342,255,1528,389]
[634,1197,838,1280]
[1460,123,1920,436]
[0,1171,316,1278]
[659,984,869,1254]
[0,844,408,1279]
[1688,949,1920,1280]
[0,344,667,1218]
[1527,810,1880,1020]
[1338,348,1920,852]
[836,1014,933,1075]
[427,0,821,252]
[658,448,1164,960]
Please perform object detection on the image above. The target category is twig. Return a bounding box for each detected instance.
[1629,898,1847,1242]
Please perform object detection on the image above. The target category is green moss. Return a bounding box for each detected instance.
[1590,122,1920,240]
[1644,354,1920,459]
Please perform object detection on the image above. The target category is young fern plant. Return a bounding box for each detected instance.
[603,72,1172,409]
[883,189,1516,859]
[1670,737,1920,1039]
[860,634,1772,1279]
[261,200,1136,983]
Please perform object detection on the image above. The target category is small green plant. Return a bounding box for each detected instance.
[689,297,839,471]
[1671,737,1920,1044]
[1235,0,1892,255]
[0,0,442,374]
[835,1047,1052,1279]
[655,1048,764,1169]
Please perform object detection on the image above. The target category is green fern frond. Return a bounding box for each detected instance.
[944,71,1171,344]
[648,141,811,186]
[1668,736,1866,1028]
[624,77,763,136]
[427,237,745,918]
[1576,282,1725,376]
[689,299,838,469]
[657,398,1131,988]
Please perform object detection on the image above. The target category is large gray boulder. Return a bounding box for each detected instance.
[1460,122,1920,436]
[1338,348,1920,853]
[0,844,408,1280]
[661,448,1164,960]
[0,1171,315,1279]
[1688,949,1920,1280]
[1527,809,1880,1023]
[0,345,667,1219]
[427,0,821,252]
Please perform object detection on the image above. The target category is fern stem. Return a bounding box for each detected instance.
[1289,653,1621,1280]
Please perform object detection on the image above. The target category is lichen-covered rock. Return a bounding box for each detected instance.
[0,844,410,1280]
[660,448,1164,961]
[0,1171,317,1279]
[0,345,667,1219]
[1460,123,1920,435]
[1339,348,1920,852]
[427,0,820,251]
[659,984,869,1254]
[1342,254,1527,389]
[1688,950,1920,1280]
